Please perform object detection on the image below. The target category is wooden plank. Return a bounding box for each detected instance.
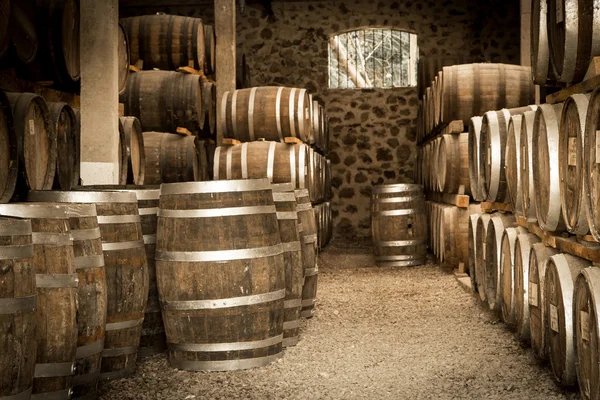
[444,120,464,135]
[546,74,600,104]
[177,66,203,76]
[222,138,241,145]
[425,191,470,208]
[283,137,303,144]
[118,103,124,117]
[176,127,193,136]
[583,56,600,81]
[480,201,512,213]
[129,64,140,73]
[0,71,81,108]
[419,119,465,146]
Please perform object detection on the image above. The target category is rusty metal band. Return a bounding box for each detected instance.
[282,336,299,347]
[241,142,249,179]
[226,145,233,180]
[0,244,33,259]
[373,239,426,247]
[283,320,300,330]
[97,215,140,224]
[0,388,32,400]
[102,345,138,357]
[298,145,305,188]
[284,299,302,308]
[276,211,298,220]
[102,240,144,252]
[30,388,72,400]
[0,295,36,314]
[275,87,284,141]
[36,274,79,288]
[304,267,318,276]
[28,191,136,204]
[371,209,417,217]
[0,204,68,219]
[288,88,297,138]
[296,203,312,212]
[169,353,282,372]
[74,255,105,270]
[76,340,104,359]
[72,369,100,386]
[220,91,229,137]
[70,227,102,241]
[371,184,422,194]
[138,207,159,216]
[34,362,75,377]
[297,89,306,141]
[303,234,318,244]
[272,191,296,201]
[301,299,315,307]
[143,234,157,245]
[156,243,283,262]
[281,241,301,252]
[105,318,144,331]
[231,90,238,136]
[160,179,272,195]
[98,365,135,382]
[266,141,276,182]
[161,288,285,310]
[0,219,31,236]
[248,87,257,141]
[31,232,72,246]
[159,205,276,218]
[213,146,222,179]
[168,334,282,352]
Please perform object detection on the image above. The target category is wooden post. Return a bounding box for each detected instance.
[215,0,236,146]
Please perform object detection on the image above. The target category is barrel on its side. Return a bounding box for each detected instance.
[531,0,554,85]
[119,116,145,185]
[469,116,484,201]
[437,132,470,195]
[0,91,18,203]
[500,227,527,325]
[118,23,130,96]
[204,25,216,75]
[468,214,479,292]
[48,102,77,191]
[513,232,540,342]
[585,86,600,242]
[520,110,538,220]
[484,213,515,311]
[296,189,318,318]
[505,114,523,215]
[475,214,492,302]
[143,132,200,184]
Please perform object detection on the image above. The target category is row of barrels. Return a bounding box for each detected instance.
[469,211,600,395]
[314,201,333,250]
[417,63,535,143]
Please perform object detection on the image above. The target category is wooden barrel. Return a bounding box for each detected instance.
[513,232,541,342]
[204,25,215,75]
[475,214,492,302]
[500,227,527,325]
[0,0,10,59]
[546,253,590,386]
[0,91,18,203]
[547,0,600,83]
[119,117,145,185]
[6,92,56,195]
[213,141,310,191]
[156,180,285,371]
[483,213,515,311]
[295,189,318,318]
[533,103,566,232]
[505,114,523,215]
[120,14,206,72]
[441,63,535,125]
[480,106,536,203]
[468,116,484,201]
[272,183,303,347]
[118,23,130,96]
[10,0,37,64]
[468,214,479,292]
[48,102,77,191]
[371,184,427,267]
[122,71,205,136]
[531,0,555,85]
[520,110,538,220]
[201,80,216,137]
[437,133,469,195]
[220,87,311,143]
[574,267,600,398]
[0,217,35,400]
[528,243,560,360]
[584,86,600,242]
[143,132,200,184]
[0,204,78,400]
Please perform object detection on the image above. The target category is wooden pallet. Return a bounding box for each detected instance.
[480,201,512,213]
[426,191,470,208]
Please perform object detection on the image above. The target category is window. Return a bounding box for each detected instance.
[328,28,418,89]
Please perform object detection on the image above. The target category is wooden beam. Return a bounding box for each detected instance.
[215,0,236,146]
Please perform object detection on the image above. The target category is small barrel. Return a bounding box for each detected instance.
[119,116,145,185]
[201,80,216,137]
[10,0,37,64]
[528,243,560,360]
[118,23,130,96]
[0,204,78,400]
[204,24,216,75]
[500,227,527,325]
[438,132,469,195]
[513,232,541,342]
[120,14,206,71]
[122,71,205,135]
[520,110,538,220]
[143,132,200,184]
[371,184,427,267]
[157,179,285,371]
[545,253,590,386]
[531,0,554,85]
[0,217,35,400]
[0,0,10,59]
[468,214,479,292]
[505,114,523,215]
[295,189,318,318]
[559,93,590,235]
[48,102,77,191]
[0,91,18,203]
[220,87,311,143]
[272,183,304,347]
[483,213,515,311]
[585,86,600,241]
[475,214,492,302]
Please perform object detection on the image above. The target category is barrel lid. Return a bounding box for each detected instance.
[372,183,423,194]
[28,190,137,204]
[160,179,271,195]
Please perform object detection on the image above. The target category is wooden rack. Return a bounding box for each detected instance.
[0,70,80,108]
[425,191,470,208]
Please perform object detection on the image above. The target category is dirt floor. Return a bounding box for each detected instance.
[99,240,578,400]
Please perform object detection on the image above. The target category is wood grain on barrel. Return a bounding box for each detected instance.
[204,25,216,74]
[531,0,553,84]
[0,91,18,203]
[48,102,77,191]
[584,86,600,242]
[119,116,145,186]
[500,227,527,325]
[143,132,199,184]
[513,233,540,342]
[484,213,515,311]
[505,114,523,215]
[475,214,492,302]
[10,0,37,64]
[118,23,130,96]
[468,117,484,201]
[438,133,470,195]
[520,110,538,220]
[296,189,318,318]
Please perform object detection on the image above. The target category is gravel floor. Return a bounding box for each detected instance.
[99,239,578,400]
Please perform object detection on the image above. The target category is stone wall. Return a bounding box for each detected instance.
[121,0,521,238]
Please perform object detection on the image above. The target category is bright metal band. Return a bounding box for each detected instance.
[371,184,423,194]
[159,205,276,218]
[161,288,285,311]
[34,362,75,377]
[138,207,159,215]
[102,240,144,251]
[301,299,315,307]
[282,336,299,347]
[130,190,160,201]
[31,232,72,246]
[30,388,72,400]
[220,92,229,137]
[284,299,302,308]
[297,89,306,140]
[98,365,135,382]
[156,243,283,262]
[0,204,69,219]
[160,179,271,195]
[281,241,301,252]
[231,90,238,136]
[225,145,233,180]
[303,234,318,244]
[296,203,312,212]
[276,211,298,220]
[168,334,282,352]
[304,267,318,276]
[373,239,426,247]
[74,255,105,269]
[298,145,305,188]
[271,187,295,198]
[105,317,144,331]
[241,142,249,179]
[267,141,276,182]
[289,88,297,137]
[0,388,32,400]
[28,190,136,204]
[36,274,79,288]
[143,234,157,245]
[370,196,419,204]
[371,209,417,217]
[0,219,31,236]
[289,145,297,187]
[375,254,422,261]
[275,87,284,141]
[72,369,100,386]
[169,353,282,372]
[70,227,101,241]
[0,244,33,259]
[96,215,141,224]
[0,295,36,314]
[283,320,300,330]
[213,146,222,179]
[76,340,104,359]
[102,345,138,357]
[248,87,257,141]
